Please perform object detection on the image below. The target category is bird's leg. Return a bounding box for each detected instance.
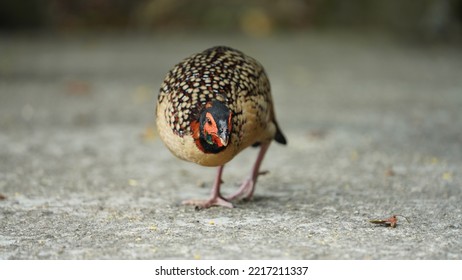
[227,142,270,201]
[182,165,234,209]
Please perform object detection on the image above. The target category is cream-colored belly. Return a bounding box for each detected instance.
[156,99,275,167]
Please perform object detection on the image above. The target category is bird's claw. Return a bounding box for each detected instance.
[182,196,234,209]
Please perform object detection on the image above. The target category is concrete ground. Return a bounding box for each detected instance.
[0,32,461,259]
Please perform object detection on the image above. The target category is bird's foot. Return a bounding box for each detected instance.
[226,177,255,201]
[182,196,234,209]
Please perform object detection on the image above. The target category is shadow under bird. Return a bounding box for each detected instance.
[156,46,286,209]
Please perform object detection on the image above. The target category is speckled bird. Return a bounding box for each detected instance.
[156,46,286,208]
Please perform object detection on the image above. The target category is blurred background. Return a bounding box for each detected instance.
[2,0,462,260]
[1,0,462,41]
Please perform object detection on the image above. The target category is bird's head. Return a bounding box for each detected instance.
[192,100,232,154]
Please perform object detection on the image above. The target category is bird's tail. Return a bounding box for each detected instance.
[274,124,287,145]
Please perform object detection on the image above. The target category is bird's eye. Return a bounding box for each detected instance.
[206,117,212,125]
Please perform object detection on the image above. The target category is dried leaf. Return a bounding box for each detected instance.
[369,214,409,228]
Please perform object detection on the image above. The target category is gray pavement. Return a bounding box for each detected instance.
[1,33,461,259]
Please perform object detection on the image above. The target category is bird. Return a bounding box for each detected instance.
[156,46,286,209]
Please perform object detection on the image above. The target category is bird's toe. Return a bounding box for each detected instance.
[182,196,234,209]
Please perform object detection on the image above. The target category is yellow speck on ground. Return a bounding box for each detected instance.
[193,254,201,260]
[149,225,158,231]
[442,172,453,181]
[128,179,138,187]
[350,150,359,161]
[209,220,215,225]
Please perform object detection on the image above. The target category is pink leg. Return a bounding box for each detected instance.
[182,165,234,209]
[227,142,270,201]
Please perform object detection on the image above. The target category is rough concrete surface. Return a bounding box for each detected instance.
[0,33,461,259]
